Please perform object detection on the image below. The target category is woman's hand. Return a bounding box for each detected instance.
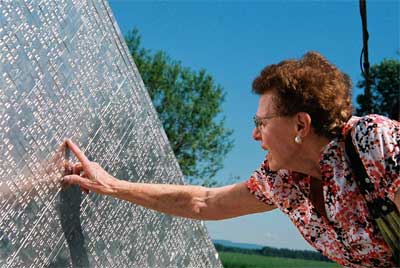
[62,139,119,195]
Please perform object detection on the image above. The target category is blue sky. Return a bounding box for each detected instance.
[109,0,399,250]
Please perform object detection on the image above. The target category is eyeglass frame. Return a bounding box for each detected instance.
[253,114,280,129]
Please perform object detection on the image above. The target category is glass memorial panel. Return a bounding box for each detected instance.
[0,1,221,267]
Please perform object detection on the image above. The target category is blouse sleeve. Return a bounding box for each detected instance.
[352,115,400,201]
[246,160,277,206]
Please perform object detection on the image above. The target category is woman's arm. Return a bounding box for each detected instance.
[108,181,275,220]
[63,139,275,220]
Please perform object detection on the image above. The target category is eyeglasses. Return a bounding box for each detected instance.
[253,114,279,129]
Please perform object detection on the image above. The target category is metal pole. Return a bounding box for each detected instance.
[360,0,371,113]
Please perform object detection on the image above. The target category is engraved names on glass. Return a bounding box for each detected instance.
[0,1,221,267]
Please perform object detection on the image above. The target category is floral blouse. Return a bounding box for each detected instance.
[247,115,400,268]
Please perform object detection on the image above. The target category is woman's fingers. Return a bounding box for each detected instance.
[61,141,114,195]
[64,174,103,194]
[63,161,84,176]
[61,172,90,194]
[63,174,87,185]
[73,163,84,175]
[65,139,91,166]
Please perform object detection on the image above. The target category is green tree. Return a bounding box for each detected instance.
[356,58,400,119]
[125,29,233,186]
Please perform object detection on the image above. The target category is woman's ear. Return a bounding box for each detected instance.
[294,112,312,137]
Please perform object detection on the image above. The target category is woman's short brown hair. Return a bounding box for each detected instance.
[252,51,353,139]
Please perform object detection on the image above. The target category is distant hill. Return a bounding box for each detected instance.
[212,239,263,250]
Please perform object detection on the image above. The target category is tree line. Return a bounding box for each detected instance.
[214,243,333,262]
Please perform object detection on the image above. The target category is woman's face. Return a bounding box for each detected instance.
[252,92,299,171]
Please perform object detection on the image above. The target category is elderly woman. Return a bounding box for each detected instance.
[63,52,399,267]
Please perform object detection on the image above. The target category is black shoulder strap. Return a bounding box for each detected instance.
[345,130,398,218]
[344,131,375,195]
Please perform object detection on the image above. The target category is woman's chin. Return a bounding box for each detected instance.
[269,164,279,172]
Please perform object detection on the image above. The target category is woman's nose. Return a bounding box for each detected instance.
[252,127,261,141]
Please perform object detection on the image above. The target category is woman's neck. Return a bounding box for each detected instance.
[291,134,331,180]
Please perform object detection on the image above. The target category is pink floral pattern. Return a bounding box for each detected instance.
[247,115,400,268]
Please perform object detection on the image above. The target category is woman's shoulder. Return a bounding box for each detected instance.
[344,114,399,137]
[345,115,399,201]
[346,114,399,156]
[355,114,398,126]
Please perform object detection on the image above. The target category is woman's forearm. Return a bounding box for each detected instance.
[110,179,210,219]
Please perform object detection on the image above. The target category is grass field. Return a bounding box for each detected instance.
[219,252,340,268]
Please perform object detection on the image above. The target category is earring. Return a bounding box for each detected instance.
[295,136,302,144]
